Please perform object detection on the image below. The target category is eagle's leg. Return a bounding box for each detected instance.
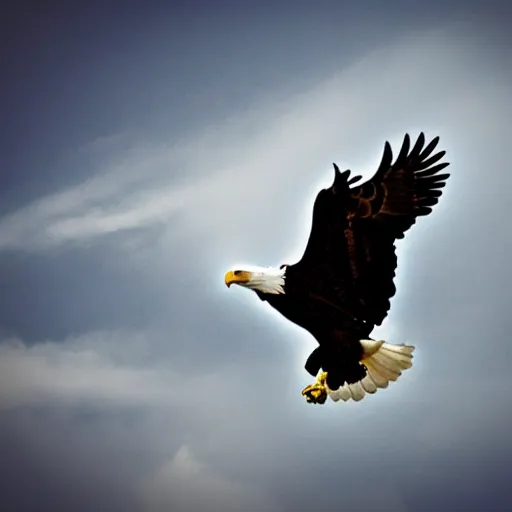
[301,371,328,404]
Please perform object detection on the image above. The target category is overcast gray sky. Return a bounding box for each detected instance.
[1,1,512,511]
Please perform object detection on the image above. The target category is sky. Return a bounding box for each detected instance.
[1,0,512,511]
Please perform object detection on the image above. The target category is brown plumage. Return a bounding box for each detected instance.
[226,132,450,402]
[260,133,450,393]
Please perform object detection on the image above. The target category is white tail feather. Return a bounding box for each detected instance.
[327,340,415,402]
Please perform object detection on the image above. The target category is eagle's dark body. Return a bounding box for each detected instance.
[256,133,450,390]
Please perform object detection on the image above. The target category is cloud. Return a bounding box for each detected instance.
[0,331,178,410]
[141,445,281,512]
[0,329,294,430]
[1,26,509,262]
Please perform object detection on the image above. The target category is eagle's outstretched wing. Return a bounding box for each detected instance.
[347,132,450,238]
[286,133,450,327]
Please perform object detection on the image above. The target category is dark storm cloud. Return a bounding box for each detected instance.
[1,2,512,511]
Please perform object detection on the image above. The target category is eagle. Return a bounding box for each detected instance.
[224,133,450,404]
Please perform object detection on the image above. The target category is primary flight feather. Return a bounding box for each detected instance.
[224,133,450,404]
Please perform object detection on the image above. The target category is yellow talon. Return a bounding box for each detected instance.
[301,371,328,404]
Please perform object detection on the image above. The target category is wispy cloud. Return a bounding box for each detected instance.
[1,27,506,258]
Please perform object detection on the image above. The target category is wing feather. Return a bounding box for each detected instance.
[288,133,450,327]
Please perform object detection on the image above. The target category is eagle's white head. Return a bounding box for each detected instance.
[224,265,286,295]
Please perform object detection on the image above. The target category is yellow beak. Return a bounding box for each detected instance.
[224,270,251,288]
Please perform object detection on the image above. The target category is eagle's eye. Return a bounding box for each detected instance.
[234,270,243,276]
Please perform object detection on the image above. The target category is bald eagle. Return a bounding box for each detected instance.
[224,133,450,403]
